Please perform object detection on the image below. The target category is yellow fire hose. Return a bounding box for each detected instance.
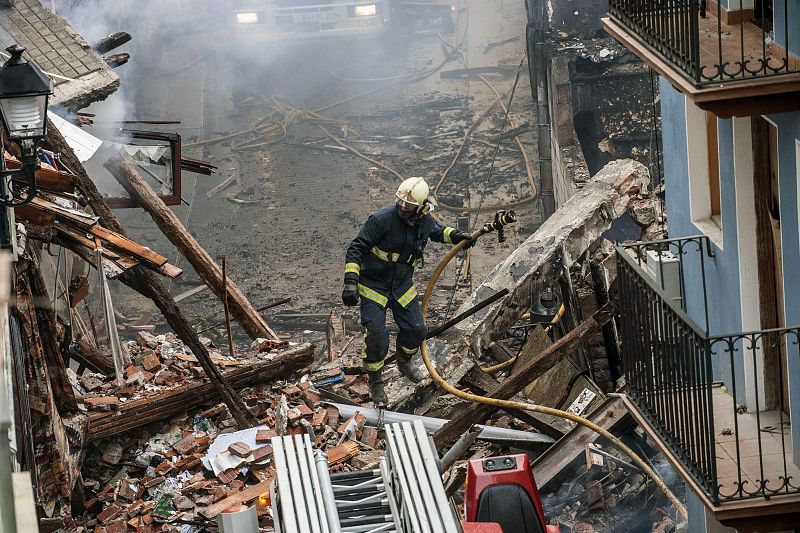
[420,225,688,520]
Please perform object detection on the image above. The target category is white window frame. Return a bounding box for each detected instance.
[685,97,723,248]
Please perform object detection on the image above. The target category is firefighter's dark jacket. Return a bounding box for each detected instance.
[343,205,458,309]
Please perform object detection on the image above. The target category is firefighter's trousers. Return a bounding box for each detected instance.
[360,296,427,372]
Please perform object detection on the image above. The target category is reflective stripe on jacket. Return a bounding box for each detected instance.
[343,205,455,308]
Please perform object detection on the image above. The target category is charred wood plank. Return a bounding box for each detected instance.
[45,119,256,429]
[105,154,280,342]
[531,396,628,488]
[88,344,313,440]
[91,32,132,55]
[27,255,79,414]
[433,305,616,449]
[461,366,566,440]
[69,338,115,376]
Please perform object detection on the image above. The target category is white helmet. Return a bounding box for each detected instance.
[396,177,434,214]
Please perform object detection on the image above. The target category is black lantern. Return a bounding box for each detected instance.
[0,45,52,142]
[0,44,53,208]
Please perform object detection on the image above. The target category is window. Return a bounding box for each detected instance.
[706,111,722,226]
[685,97,723,246]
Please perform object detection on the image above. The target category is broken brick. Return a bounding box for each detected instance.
[200,403,226,419]
[252,445,273,462]
[97,504,123,524]
[173,435,198,455]
[325,406,339,427]
[256,429,276,443]
[85,396,119,411]
[127,499,144,516]
[228,442,252,458]
[287,407,302,424]
[143,476,165,489]
[141,351,162,372]
[104,518,127,533]
[80,374,104,391]
[348,379,370,399]
[311,409,327,427]
[283,384,301,398]
[173,495,195,511]
[361,427,379,448]
[301,388,321,408]
[117,478,138,502]
[296,404,314,419]
[155,460,173,476]
[587,480,604,510]
[217,468,239,484]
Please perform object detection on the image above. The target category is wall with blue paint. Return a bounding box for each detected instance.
[659,79,746,393]
[764,109,800,458]
[774,0,800,58]
[659,80,800,533]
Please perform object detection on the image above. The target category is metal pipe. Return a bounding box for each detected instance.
[426,288,509,338]
[315,452,342,533]
[329,403,554,445]
[439,424,481,471]
[303,434,331,533]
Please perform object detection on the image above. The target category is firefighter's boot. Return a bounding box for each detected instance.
[367,370,388,407]
[397,352,427,383]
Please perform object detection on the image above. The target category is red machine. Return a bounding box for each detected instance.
[464,453,559,533]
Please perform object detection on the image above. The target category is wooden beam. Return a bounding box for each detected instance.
[752,117,781,411]
[199,481,270,519]
[460,366,568,440]
[44,119,257,430]
[531,396,628,488]
[70,338,115,376]
[433,305,616,449]
[88,344,313,440]
[104,154,280,342]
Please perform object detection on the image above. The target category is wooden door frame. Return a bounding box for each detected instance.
[751,115,787,412]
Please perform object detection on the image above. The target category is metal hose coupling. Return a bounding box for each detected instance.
[478,209,517,243]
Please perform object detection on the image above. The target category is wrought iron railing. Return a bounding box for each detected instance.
[617,236,800,504]
[608,0,799,87]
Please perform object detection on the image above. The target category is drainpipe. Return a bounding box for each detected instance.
[525,0,555,218]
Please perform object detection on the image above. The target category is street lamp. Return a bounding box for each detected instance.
[0,44,53,207]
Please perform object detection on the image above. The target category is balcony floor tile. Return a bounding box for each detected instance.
[710,387,800,502]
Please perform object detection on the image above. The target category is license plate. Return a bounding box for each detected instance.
[302,10,336,22]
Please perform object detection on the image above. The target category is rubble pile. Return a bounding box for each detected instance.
[80,361,391,532]
[540,441,685,533]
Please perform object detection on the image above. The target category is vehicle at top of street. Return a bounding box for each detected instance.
[226,0,392,41]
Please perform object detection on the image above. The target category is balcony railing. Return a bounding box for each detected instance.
[616,236,800,505]
[607,0,799,87]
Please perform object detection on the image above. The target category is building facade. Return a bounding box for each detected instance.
[604,0,800,531]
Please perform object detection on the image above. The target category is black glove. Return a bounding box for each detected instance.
[452,230,476,249]
[342,281,359,306]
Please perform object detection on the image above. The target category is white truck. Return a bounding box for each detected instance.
[228,0,393,40]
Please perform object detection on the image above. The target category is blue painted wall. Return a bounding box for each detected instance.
[659,79,745,393]
[763,109,800,453]
[774,0,800,58]
[659,79,800,533]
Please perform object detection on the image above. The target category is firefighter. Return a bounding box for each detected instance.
[341,177,474,406]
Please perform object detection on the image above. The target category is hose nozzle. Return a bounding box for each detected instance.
[479,210,517,243]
